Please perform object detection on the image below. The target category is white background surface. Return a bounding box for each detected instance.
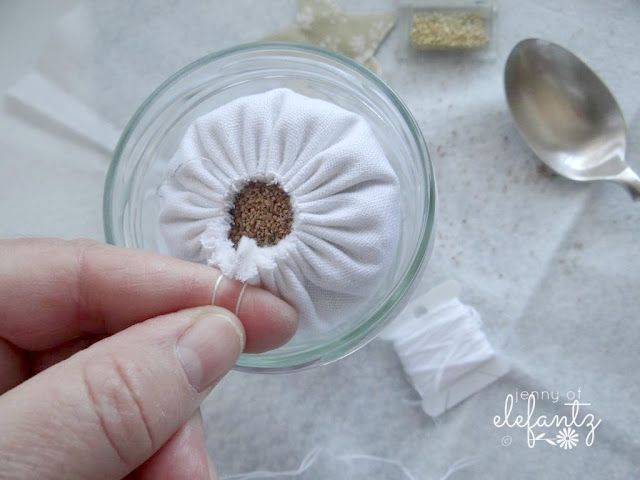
[0,0,105,240]
[1,1,639,478]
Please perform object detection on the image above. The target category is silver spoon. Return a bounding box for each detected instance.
[504,38,640,199]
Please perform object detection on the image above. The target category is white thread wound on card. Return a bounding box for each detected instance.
[382,281,510,417]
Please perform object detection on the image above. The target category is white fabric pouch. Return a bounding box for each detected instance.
[159,88,400,334]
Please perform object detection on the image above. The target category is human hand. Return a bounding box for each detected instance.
[0,239,297,479]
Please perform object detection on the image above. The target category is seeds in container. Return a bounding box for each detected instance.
[410,12,488,50]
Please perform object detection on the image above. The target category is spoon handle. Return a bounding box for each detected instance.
[617,167,640,201]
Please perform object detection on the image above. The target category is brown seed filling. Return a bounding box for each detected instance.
[228,181,293,248]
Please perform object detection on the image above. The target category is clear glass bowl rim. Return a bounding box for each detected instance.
[103,42,436,372]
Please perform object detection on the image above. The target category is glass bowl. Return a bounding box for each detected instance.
[104,43,436,372]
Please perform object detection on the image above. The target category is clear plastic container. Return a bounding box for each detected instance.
[103,43,436,372]
[397,0,497,61]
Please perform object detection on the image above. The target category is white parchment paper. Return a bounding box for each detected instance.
[2,0,639,477]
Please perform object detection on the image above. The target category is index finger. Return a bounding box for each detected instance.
[0,238,297,352]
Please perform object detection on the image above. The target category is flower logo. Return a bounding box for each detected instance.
[555,427,579,450]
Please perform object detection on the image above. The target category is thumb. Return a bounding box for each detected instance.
[0,306,244,480]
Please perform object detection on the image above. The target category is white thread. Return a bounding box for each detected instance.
[384,293,508,417]
[334,453,418,480]
[222,448,323,479]
[235,283,247,316]
[212,274,224,306]
[221,448,418,480]
[440,455,482,480]
[390,298,493,389]
[221,447,478,480]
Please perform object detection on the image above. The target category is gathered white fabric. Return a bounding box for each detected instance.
[381,281,510,417]
[159,88,400,334]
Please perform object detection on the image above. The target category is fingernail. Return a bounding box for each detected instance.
[177,307,245,392]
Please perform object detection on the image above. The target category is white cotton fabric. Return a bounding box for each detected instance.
[159,88,400,334]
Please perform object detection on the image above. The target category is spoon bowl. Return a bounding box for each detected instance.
[504,38,640,198]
